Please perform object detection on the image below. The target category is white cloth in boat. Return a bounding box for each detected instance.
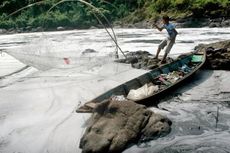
[127,83,159,101]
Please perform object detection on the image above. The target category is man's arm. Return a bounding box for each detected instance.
[173,28,178,35]
[153,23,164,31]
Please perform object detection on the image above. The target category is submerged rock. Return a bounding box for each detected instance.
[195,40,230,70]
[82,49,98,55]
[80,100,171,153]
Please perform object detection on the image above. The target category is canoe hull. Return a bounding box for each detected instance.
[77,51,206,113]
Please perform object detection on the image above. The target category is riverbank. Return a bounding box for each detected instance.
[1,17,230,35]
[115,40,230,71]
[114,17,230,29]
[1,0,230,34]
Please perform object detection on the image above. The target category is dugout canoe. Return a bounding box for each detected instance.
[77,51,206,113]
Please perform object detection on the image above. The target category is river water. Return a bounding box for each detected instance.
[0,28,230,153]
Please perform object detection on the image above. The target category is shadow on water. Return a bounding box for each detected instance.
[172,70,214,94]
[126,70,230,153]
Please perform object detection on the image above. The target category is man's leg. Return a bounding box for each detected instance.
[160,39,174,64]
[155,39,167,59]
[160,52,168,64]
[154,47,161,59]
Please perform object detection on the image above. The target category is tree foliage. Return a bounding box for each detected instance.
[0,0,229,29]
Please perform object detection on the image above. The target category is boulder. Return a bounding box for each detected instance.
[80,100,171,153]
[82,49,98,55]
[209,22,221,28]
[25,26,32,31]
[0,29,7,34]
[195,40,230,70]
[90,26,97,29]
[222,19,230,27]
[133,21,152,29]
[32,27,43,32]
[115,50,174,70]
[57,26,65,31]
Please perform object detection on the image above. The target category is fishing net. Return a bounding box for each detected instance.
[4,29,118,70]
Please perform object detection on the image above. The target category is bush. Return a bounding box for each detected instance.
[173,0,192,10]
[0,0,230,29]
[153,0,172,12]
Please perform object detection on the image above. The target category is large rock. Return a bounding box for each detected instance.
[80,100,171,153]
[82,49,98,55]
[195,40,230,70]
[222,19,230,27]
[0,28,7,34]
[57,26,65,31]
[115,50,174,70]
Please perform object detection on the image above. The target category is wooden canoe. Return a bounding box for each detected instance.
[76,51,206,113]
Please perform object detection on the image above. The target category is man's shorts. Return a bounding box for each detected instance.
[158,37,175,54]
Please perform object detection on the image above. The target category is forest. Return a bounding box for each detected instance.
[0,0,229,29]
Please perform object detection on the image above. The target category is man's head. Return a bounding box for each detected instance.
[162,15,170,24]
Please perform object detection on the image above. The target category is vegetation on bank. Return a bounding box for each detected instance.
[0,0,230,30]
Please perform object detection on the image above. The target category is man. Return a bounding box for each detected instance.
[153,15,178,64]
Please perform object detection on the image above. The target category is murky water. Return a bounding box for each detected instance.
[125,70,230,153]
[0,28,230,153]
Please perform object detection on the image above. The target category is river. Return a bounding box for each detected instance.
[0,28,230,153]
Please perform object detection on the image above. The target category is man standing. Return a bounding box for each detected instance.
[153,15,178,64]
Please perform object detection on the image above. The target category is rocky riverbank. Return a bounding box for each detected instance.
[114,17,230,29]
[1,17,229,35]
[195,40,230,70]
[115,40,230,70]
[0,26,75,34]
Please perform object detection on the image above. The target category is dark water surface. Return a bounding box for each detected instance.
[125,70,230,153]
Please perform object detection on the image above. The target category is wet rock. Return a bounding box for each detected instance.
[115,50,174,70]
[7,28,16,34]
[221,19,230,27]
[176,17,209,28]
[173,17,230,28]
[36,27,43,32]
[90,26,97,29]
[132,62,142,69]
[57,26,65,31]
[133,21,152,29]
[196,40,230,70]
[127,24,135,28]
[25,26,32,31]
[209,22,221,28]
[82,49,98,55]
[0,29,7,34]
[209,22,219,28]
[16,28,24,33]
[80,100,171,153]
[32,27,43,32]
